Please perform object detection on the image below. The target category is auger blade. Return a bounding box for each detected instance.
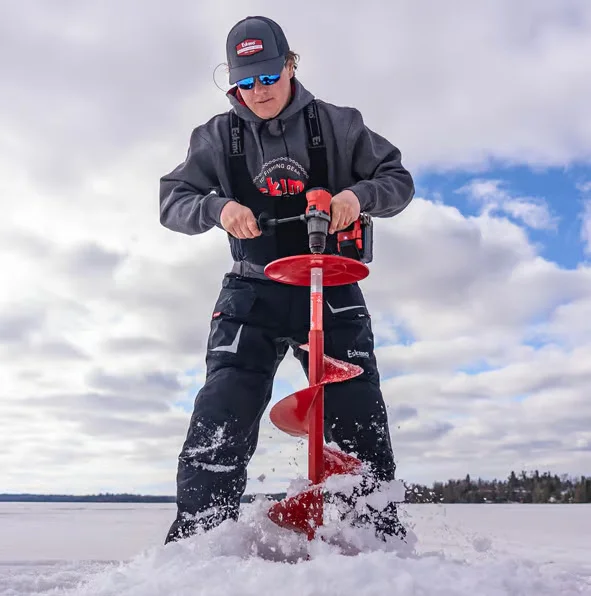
[269,386,320,437]
[300,345,364,384]
[267,488,323,536]
[322,445,363,481]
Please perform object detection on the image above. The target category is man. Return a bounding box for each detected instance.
[160,15,414,545]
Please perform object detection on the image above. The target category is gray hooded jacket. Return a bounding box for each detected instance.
[160,79,414,237]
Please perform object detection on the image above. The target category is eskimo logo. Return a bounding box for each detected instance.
[347,349,369,359]
[253,157,309,196]
[236,39,264,56]
[230,126,241,154]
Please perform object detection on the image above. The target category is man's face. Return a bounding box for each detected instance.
[240,62,294,120]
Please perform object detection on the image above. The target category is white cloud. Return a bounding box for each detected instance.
[2,1,591,494]
[3,192,591,492]
[364,199,588,344]
[2,1,591,188]
[457,179,558,230]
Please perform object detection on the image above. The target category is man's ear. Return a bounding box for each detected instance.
[287,61,295,78]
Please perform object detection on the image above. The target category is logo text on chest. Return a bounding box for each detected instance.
[259,177,305,196]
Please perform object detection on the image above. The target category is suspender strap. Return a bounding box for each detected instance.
[228,111,253,200]
[304,101,328,188]
[229,112,244,156]
[304,101,324,148]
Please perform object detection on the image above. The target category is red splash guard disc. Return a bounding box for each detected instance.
[264,255,369,286]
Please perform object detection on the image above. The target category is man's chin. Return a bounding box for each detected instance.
[255,105,280,119]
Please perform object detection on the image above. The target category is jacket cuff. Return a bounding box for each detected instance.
[204,193,235,227]
[346,183,374,213]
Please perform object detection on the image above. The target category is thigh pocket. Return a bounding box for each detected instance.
[207,276,257,357]
[212,275,257,321]
[326,311,374,356]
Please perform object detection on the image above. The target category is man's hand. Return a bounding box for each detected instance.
[329,190,361,234]
[220,201,261,239]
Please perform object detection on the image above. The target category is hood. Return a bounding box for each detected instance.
[226,77,315,123]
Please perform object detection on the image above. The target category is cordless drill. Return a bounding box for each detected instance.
[305,188,373,263]
[257,188,372,262]
[257,187,331,254]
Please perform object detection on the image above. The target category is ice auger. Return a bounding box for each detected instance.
[261,188,371,540]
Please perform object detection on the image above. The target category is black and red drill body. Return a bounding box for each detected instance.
[258,187,372,262]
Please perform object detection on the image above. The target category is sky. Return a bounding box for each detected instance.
[1,0,591,496]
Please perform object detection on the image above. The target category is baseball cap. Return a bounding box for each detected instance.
[226,16,289,85]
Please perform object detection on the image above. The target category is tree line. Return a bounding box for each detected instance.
[1,471,589,504]
[405,470,591,504]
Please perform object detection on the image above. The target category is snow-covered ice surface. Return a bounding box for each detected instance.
[1,500,590,595]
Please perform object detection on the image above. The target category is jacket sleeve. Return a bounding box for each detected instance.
[160,128,234,235]
[345,110,414,217]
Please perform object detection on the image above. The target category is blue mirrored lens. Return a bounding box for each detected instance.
[259,74,281,85]
[237,73,281,90]
[237,77,255,90]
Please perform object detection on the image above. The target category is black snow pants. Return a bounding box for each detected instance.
[165,272,398,543]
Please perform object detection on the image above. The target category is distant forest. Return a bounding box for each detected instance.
[1,471,589,504]
[405,470,591,504]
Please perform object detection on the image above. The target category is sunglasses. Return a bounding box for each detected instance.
[236,73,281,90]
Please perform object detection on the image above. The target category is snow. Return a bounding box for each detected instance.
[1,501,590,595]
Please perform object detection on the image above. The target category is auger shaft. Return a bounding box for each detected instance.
[308,267,325,537]
[309,266,324,486]
[308,267,324,539]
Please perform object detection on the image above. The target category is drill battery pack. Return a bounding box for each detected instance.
[336,213,373,263]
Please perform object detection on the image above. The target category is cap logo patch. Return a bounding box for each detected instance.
[236,39,264,56]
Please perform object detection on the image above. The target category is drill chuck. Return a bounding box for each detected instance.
[305,188,332,255]
[307,214,330,254]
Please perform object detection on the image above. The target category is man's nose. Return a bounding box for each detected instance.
[253,78,266,94]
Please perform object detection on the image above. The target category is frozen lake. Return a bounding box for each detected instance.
[1,501,590,595]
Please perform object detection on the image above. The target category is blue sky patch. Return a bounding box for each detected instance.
[416,164,591,269]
